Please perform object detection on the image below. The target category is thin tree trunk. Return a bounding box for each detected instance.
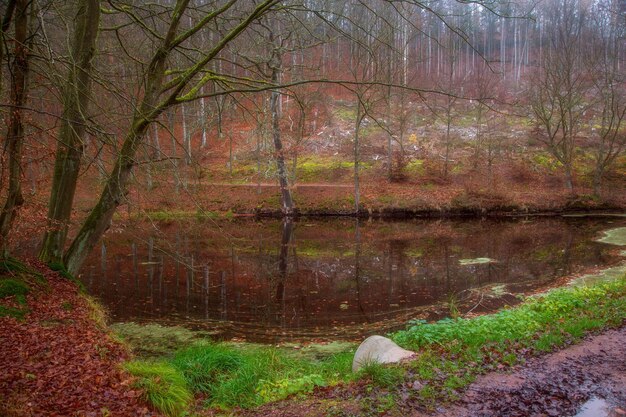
[182,103,191,165]
[354,101,362,214]
[270,73,294,215]
[0,0,29,254]
[564,163,574,193]
[40,0,100,263]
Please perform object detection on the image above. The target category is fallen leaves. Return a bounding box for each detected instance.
[0,258,161,416]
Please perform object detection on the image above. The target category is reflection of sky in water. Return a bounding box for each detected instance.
[81,217,624,342]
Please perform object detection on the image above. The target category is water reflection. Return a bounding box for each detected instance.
[81,217,624,342]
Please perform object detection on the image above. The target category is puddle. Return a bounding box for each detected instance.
[574,397,610,417]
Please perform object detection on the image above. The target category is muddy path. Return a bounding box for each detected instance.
[430,327,626,417]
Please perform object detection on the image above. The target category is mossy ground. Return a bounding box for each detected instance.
[0,258,47,319]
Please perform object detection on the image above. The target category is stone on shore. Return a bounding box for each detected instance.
[352,335,416,372]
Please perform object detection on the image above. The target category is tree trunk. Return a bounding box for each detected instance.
[592,166,603,197]
[64,117,153,275]
[0,0,17,96]
[564,163,574,193]
[270,66,294,215]
[0,0,29,254]
[354,102,362,214]
[40,0,100,264]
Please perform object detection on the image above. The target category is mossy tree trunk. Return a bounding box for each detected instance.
[0,0,29,255]
[39,0,100,264]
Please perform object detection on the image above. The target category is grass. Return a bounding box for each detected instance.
[140,209,219,221]
[358,362,405,388]
[123,361,192,417]
[111,322,216,357]
[0,257,42,319]
[123,338,355,412]
[296,156,373,182]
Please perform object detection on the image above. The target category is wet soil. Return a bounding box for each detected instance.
[435,326,626,417]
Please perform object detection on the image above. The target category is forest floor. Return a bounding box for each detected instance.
[0,258,160,417]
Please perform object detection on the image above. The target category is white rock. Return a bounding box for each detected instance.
[352,335,416,372]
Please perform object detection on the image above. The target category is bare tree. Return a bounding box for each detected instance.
[528,0,589,192]
[63,0,281,274]
[586,0,626,196]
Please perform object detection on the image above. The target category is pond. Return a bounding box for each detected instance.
[80,216,626,343]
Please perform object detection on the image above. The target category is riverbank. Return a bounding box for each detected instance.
[133,182,626,220]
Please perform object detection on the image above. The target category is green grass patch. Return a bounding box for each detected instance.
[531,152,562,172]
[141,209,219,221]
[121,273,626,414]
[391,276,626,403]
[0,304,29,319]
[112,322,216,357]
[124,336,355,411]
[405,159,425,175]
[296,156,373,182]
[124,361,192,417]
[0,260,40,319]
[357,362,405,388]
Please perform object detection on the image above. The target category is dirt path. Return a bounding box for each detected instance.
[428,327,626,417]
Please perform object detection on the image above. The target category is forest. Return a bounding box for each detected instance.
[1,1,626,416]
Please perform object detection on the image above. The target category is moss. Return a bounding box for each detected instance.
[83,295,108,329]
[0,279,30,300]
[112,322,215,357]
[0,305,28,319]
[48,262,85,291]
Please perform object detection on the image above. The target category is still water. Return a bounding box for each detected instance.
[80,217,625,342]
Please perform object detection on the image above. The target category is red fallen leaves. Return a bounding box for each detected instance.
[0,259,161,417]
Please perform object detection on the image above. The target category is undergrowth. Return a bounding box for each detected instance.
[124,361,192,417]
